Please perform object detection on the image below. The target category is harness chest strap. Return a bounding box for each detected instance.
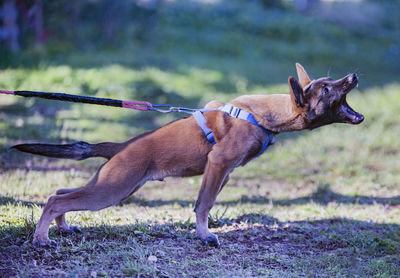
[193,110,216,145]
[193,104,275,157]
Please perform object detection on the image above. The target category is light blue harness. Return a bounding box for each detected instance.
[193,104,274,157]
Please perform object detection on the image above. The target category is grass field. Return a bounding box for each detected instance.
[1,1,400,277]
[1,68,399,277]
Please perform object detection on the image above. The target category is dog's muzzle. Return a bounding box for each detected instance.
[339,74,364,124]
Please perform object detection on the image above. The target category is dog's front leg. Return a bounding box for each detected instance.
[194,161,229,247]
[194,149,233,247]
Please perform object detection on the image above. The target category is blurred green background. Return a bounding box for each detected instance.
[1,0,399,84]
[0,0,399,147]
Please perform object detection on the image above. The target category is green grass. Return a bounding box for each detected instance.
[1,1,400,277]
[1,72,399,277]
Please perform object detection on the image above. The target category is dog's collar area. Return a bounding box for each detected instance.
[193,104,275,157]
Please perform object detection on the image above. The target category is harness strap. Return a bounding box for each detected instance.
[193,104,274,157]
[193,111,216,145]
[218,105,270,134]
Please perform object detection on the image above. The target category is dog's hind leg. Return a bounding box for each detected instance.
[56,187,82,195]
[33,184,144,247]
[54,187,84,233]
[55,214,81,234]
[33,157,150,247]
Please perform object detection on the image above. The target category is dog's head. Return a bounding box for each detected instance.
[288,63,364,129]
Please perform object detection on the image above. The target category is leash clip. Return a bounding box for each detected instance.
[148,104,195,114]
[147,104,174,113]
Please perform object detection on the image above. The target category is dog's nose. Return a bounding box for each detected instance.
[349,73,358,83]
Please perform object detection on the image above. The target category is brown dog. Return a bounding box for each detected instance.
[13,63,364,247]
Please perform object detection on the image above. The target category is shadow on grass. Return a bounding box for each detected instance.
[0,148,97,173]
[1,208,399,277]
[122,185,400,208]
[0,196,45,208]
[1,215,399,256]
[4,185,398,214]
[0,164,90,173]
[219,186,400,207]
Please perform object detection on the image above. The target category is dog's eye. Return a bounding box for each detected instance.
[322,87,329,95]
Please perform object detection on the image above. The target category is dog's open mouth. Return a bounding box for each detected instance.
[338,76,364,124]
[340,99,364,124]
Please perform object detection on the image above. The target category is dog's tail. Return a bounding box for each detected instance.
[12,141,124,160]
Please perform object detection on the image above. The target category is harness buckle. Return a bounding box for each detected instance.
[231,107,241,118]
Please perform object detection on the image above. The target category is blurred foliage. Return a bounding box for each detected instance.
[0,0,399,87]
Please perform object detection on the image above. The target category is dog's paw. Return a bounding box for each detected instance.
[200,234,220,247]
[59,225,81,234]
[33,238,58,248]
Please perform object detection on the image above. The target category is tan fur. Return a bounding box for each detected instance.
[24,64,363,247]
[296,63,313,88]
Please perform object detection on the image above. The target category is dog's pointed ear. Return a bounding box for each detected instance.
[296,63,312,88]
[288,76,306,108]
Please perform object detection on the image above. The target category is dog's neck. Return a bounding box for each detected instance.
[230,94,307,133]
